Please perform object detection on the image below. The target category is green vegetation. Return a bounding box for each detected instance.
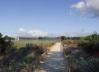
[2,32,99,72]
[14,39,56,48]
[78,33,99,55]
[0,33,56,72]
[63,33,99,72]
[0,43,45,72]
[0,33,15,54]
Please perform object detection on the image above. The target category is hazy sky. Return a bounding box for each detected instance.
[0,0,99,36]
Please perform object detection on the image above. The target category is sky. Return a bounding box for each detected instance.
[0,0,99,36]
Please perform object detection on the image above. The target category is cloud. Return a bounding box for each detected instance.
[19,28,26,32]
[17,28,48,37]
[72,0,99,16]
[17,28,91,37]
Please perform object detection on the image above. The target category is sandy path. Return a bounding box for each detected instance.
[50,42,62,52]
[34,42,65,72]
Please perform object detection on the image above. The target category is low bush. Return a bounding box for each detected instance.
[73,57,99,72]
[66,53,99,72]
[64,33,99,72]
[0,33,15,54]
[0,43,45,72]
[78,33,99,55]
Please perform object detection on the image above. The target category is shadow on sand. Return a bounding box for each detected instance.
[36,51,65,72]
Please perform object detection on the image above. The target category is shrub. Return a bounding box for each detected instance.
[66,54,99,72]
[25,43,44,55]
[73,57,99,72]
[78,33,99,55]
[0,33,15,54]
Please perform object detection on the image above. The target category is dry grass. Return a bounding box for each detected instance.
[14,39,57,48]
[62,40,78,47]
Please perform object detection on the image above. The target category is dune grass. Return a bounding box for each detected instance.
[14,39,57,48]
